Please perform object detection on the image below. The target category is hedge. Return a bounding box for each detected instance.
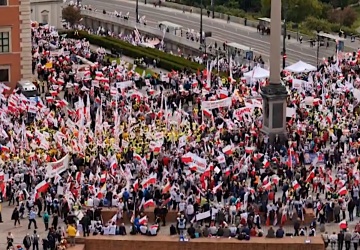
[60,30,205,72]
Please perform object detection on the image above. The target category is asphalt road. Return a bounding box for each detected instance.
[81,0,356,67]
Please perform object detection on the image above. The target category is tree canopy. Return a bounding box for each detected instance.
[62,5,82,27]
[172,0,360,33]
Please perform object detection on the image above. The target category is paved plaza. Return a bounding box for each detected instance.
[0,197,358,248]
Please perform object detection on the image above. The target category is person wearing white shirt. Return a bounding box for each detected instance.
[329,232,338,249]
[139,224,148,235]
[178,200,186,213]
[186,203,194,221]
[229,204,237,224]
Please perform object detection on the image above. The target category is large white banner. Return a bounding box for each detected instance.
[192,154,207,169]
[201,97,232,110]
[116,80,133,89]
[46,154,70,178]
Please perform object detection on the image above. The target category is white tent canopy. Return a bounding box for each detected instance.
[285,61,317,73]
[244,67,269,80]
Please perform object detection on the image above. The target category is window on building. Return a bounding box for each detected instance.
[41,11,49,24]
[0,66,10,83]
[0,0,7,6]
[0,32,9,53]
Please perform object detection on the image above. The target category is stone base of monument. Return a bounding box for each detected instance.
[260,84,288,142]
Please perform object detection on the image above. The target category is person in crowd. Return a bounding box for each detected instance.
[139,223,148,235]
[80,213,91,237]
[23,234,31,250]
[275,226,284,238]
[6,232,14,250]
[344,229,352,250]
[352,230,360,250]
[322,231,329,248]
[66,224,77,246]
[338,231,345,250]
[28,208,38,230]
[50,212,58,231]
[11,207,20,227]
[31,230,40,250]
[43,211,50,231]
[177,214,187,236]
[160,205,168,226]
[118,223,127,235]
[329,232,338,250]
[266,227,275,238]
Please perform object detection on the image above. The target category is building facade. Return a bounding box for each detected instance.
[0,0,32,88]
[30,0,63,29]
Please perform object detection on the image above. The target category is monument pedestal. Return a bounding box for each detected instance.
[261,84,288,142]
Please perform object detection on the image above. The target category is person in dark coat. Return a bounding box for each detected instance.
[348,198,356,221]
[23,234,31,250]
[52,212,59,229]
[119,223,127,235]
[338,231,344,250]
[80,214,91,237]
[11,207,20,227]
[160,206,168,226]
[35,198,43,217]
[61,199,70,223]
[47,229,56,250]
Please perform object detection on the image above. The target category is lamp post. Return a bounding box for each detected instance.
[282,3,287,69]
[200,0,203,46]
[316,30,321,68]
[282,18,286,69]
[216,48,220,72]
[136,0,139,23]
[211,0,214,18]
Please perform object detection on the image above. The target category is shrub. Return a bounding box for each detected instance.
[60,30,204,72]
[303,16,331,33]
[327,7,357,27]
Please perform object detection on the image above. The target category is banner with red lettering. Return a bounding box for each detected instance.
[201,97,232,110]
[46,154,70,178]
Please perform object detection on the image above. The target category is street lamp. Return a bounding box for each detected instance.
[200,0,203,44]
[316,29,321,68]
[282,4,288,69]
[211,0,214,19]
[136,0,139,23]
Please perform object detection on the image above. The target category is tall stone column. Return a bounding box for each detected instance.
[260,0,288,142]
[19,0,33,82]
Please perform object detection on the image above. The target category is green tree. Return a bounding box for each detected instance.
[319,2,333,19]
[261,0,323,23]
[330,0,349,9]
[62,5,82,27]
[303,16,331,33]
[327,7,357,27]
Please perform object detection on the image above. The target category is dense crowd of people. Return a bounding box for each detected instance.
[2,17,360,249]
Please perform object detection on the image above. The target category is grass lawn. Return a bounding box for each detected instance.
[105,56,156,76]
